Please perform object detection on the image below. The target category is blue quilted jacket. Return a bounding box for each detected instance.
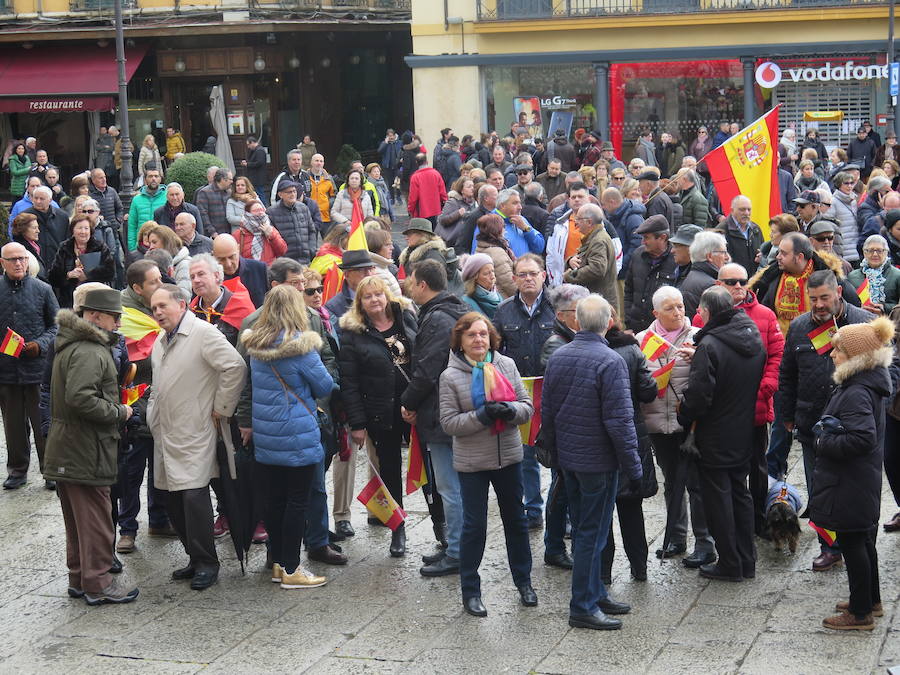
[246,330,334,467]
[542,331,642,478]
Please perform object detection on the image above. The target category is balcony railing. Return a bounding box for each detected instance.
[279,0,409,8]
[476,0,885,19]
[70,0,135,10]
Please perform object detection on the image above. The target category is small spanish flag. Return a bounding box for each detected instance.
[120,307,162,361]
[807,319,838,355]
[640,330,670,361]
[809,521,837,547]
[651,360,675,398]
[518,377,543,446]
[0,327,24,358]
[405,426,428,495]
[121,383,148,406]
[357,474,407,531]
[855,278,873,307]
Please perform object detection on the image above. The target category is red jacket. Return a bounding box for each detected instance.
[408,167,447,219]
[691,291,784,425]
[232,225,288,265]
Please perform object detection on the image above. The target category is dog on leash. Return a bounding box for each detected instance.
[766,477,802,554]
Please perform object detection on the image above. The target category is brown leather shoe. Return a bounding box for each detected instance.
[812,551,843,571]
[883,511,900,532]
[835,600,883,617]
[307,545,348,566]
[822,612,874,631]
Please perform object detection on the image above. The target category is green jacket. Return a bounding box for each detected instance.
[43,310,128,486]
[9,153,31,198]
[847,264,900,316]
[127,184,167,250]
[679,185,709,228]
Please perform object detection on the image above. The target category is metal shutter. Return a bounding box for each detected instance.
[773,79,874,148]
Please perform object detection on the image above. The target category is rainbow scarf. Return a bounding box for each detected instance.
[467,351,516,434]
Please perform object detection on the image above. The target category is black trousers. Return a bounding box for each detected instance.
[0,383,44,477]
[261,463,315,574]
[884,415,900,508]
[748,425,769,536]
[600,497,648,580]
[698,464,756,577]
[167,487,219,573]
[839,528,881,617]
[368,414,409,509]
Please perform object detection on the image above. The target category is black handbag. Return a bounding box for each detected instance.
[534,427,557,469]
[270,365,337,458]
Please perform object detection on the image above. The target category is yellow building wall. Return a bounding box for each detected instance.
[412,65,481,155]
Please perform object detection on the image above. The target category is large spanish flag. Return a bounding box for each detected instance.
[703,105,781,238]
[357,474,407,531]
[346,197,369,251]
[518,377,543,446]
[120,307,162,361]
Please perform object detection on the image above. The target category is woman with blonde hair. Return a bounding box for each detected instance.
[242,284,334,589]
[578,165,598,196]
[137,134,162,177]
[145,223,191,295]
[338,275,417,557]
[620,177,642,201]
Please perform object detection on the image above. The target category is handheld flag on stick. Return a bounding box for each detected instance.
[357,456,407,531]
[0,327,24,358]
[346,198,369,251]
[518,377,543,446]
[120,307,162,361]
[809,521,837,547]
[121,383,149,406]
[807,318,838,355]
[405,426,428,495]
[651,360,675,398]
[855,278,873,307]
[640,330,671,361]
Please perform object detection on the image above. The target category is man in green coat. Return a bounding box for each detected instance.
[127,168,166,250]
[43,288,139,606]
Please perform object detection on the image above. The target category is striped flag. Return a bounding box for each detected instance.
[518,377,543,446]
[856,278,872,306]
[121,383,149,406]
[640,330,670,362]
[809,521,837,547]
[651,360,675,398]
[120,307,162,361]
[346,195,368,251]
[0,327,24,358]
[357,474,407,531]
[807,318,838,355]
[405,425,428,495]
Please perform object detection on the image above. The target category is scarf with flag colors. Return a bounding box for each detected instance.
[809,521,837,546]
[518,377,543,445]
[0,327,24,358]
[807,318,838,355]
[468,351,517,434]
[405,425,428,494]
[191,277,256,330]
[121,383,149,406]
[651,359,675,398]
[357,473,407,531]
[120,307,162,361]
[855,278,872,307]
[640,330,670,361]
[703,105,781,238]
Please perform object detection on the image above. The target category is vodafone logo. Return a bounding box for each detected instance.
[755,61,782,88]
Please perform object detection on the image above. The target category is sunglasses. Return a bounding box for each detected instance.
[304,287,323,296]
[82,209,98,214]
[720,278,748,286]
[813,235,835,242]
[516,170,531,175]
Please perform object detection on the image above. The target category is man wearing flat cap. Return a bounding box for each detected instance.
[44,287,139,605]
[267,179,318,264]
[638,168,675,232]
[793,190,821,234]
[623,214,677,331]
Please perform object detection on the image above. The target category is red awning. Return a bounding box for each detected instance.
[0,44,148,113]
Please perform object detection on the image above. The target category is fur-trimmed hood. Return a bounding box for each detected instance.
[242,329,322,362]
[749,248,848,292]
[833,346,893,385]
[55,308,119,351]
[398,237,447,269]
[339,299,412,335]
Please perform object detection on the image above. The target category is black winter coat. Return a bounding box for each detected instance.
[338,303,418,431]
[677,310,765,468]
[606,328,658,499]
[624,245,677,332]
[400,292,469,444]
[810,352,891,532]
[721,215,764,276]
[266,200,318,264]
[778,302,873,437]
[27,206,69,274]
[48,236,115,309]
[0,275,59,385]
[495,292,556,377]
[645,188,675,233]
[679,261,718,321]
[153,201,203,229]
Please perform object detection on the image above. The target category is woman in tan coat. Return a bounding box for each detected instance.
[473,213,516,298]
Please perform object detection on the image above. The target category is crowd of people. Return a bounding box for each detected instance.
[0,119,897,633]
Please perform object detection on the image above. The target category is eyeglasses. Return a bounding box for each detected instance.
[813,235,835,242]
[304,287,323,296]
[82,209,98,214]
[611,174,625,180]
[514,271,542,279]
[284,279,305,289]
[2,256,28,264]
[516,170,531,175]
[864,248,886,254]
[842,181,856,186]
[711,250,729,255]
[720,278,748,286]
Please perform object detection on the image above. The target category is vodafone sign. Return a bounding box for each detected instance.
[755,60,888,88]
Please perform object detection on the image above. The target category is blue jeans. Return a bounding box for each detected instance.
[766,393,791,479]
[304,459,330,550]
[543,468,569,556]
[458,462,533,600]
[522,444,543,520]
[563,469,618,617]
[118,436,169,536]
[427,441,461,560]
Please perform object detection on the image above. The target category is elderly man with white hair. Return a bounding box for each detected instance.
[474,188,544,257]
[680,230,729,320]
[173,211,213,257]
[153,182,203,230]
[25,184,70,269]
[721,195,764,275]
[563,203,618,303]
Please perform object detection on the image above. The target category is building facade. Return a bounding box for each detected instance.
[408,1,892,161]
[0,0,412,189]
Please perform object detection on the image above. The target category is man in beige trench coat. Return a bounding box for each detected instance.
[148,284,246,590]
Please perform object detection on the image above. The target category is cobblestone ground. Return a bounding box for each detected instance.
[0,434,898,674]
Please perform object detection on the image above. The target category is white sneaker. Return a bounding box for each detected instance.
[280,565,327,589]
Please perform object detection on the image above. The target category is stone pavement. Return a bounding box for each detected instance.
[0,438,899,674]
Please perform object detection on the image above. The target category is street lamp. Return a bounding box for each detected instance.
[114,0,134,208]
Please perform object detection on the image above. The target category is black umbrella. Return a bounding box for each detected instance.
[214,417,257,574]
[660,424,700,561]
